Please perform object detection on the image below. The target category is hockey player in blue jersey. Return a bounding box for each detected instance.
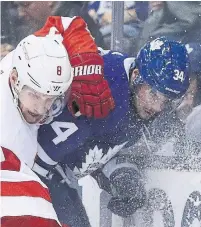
[35,37,190,227]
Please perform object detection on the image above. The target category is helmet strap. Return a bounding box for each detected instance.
[9,81,29,124]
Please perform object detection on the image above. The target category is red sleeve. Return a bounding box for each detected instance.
[34,16,98,57]
[0,146,65,227]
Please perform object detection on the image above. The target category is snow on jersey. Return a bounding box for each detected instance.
[37,51,146,178]
[0,15,99,169]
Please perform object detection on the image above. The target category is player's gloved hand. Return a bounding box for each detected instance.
[107,167,146,217]
[68,53,115,118]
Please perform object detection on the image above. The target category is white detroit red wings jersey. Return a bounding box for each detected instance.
[0,146,64,227]
[0,51,39,168]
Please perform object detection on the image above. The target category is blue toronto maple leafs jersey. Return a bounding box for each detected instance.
[37,50,147,178]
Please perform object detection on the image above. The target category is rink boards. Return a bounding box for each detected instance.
[80,153,201,227]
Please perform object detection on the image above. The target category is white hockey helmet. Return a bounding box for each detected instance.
[12,34,73,96]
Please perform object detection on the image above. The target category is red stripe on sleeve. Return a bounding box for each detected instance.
[1,216,63,227]
[1,147,21,171]
[1,181,52,202]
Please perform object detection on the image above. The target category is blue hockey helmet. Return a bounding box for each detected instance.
[135,37,190,99]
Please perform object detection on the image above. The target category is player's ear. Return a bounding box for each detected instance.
[9,68,18,87]
[131,68,140,82]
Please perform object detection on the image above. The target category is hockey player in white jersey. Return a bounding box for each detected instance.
[0,20,74,227]
[0,34,73,168]
[0,15,113,169]
[0,15,114,227]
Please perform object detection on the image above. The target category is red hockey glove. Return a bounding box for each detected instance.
[67,53,115,118]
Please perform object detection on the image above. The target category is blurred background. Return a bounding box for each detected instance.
[1,1,201,56]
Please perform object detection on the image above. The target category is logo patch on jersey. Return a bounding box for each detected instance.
[72,65,102,77]
[73,142,128,178]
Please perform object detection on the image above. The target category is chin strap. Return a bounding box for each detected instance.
[9,80,27,122]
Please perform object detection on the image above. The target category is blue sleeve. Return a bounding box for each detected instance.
[37,51,133,165]
[90,51,131,137]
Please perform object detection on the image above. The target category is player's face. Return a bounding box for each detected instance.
[18,86,57,124]
[135,84,169,120]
